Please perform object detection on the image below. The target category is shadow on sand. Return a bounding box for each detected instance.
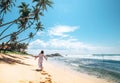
[0,53,31,66]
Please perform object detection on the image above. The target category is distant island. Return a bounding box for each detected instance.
[46,53,63,57]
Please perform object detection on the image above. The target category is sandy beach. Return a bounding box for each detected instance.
[0,53,111,83]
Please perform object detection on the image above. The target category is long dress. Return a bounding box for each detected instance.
[38,53,44,69]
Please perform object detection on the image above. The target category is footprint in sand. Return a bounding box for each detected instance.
[41,71,51,77]
[35,69,42,71]
[41,72,48,75]
[40,79,52,83]
[19,71,52,83]
[40,71,52,83]
[45,77,52,83]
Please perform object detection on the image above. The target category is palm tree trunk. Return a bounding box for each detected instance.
[15,20,35,38]
[18,37,29,43]
[0,19,17,28]
[0,25,22,41]
[0,23,13,36]
[0,16,33,28]
[0,33,11,40]
[0,20,35,41]
[27,39,31,45]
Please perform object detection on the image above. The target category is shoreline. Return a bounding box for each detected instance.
[48,56,120,83]
[0,53,113,83]
[44,60,112,83]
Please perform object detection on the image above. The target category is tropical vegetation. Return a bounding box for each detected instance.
[0,0,53,53]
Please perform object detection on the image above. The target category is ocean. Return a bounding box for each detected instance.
[48,54,120,83]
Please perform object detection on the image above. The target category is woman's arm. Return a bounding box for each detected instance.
[34,56,39,60]
[43,55,47,60]
[35,52,41,60]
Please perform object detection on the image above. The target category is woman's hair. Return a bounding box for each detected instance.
[41,50,44,54]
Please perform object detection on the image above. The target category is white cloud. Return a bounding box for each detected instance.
[29,39,47,49]
[27,25,120,55]
[27,38,103,55]
[27,25,103,55]
[48,25,79,37]
[36,31,45,36]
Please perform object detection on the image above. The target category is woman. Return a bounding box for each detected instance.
[35,50,47,71]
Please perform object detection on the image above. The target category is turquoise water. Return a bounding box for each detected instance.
[49,54,120,83]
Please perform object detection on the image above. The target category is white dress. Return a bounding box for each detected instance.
[38,53,44,69]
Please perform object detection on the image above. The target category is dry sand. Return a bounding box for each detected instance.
[0,53,111,83]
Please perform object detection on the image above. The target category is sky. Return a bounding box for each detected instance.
[1,0,120,55]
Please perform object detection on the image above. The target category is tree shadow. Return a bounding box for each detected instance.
[0,54,31,66]
[5,54,24,59]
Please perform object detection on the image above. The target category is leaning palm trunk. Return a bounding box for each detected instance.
[0,20,35,41]
[18,37,29,43]
[0,19,18,28]
[0,0,53,43]
[0,23,14,37]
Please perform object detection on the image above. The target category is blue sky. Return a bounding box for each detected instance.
[1,0,120,55]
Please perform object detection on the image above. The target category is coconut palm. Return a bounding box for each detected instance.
[0,2,31,40]
[0,0,53,48]
[0,0,16,17]
[10,32,18,43]
[18,32,34,43]
[0,23,13,37]
[0,0,17,28]
[17,22,43,43]
[27,32,34,44]
[0,20,34,41]
[34,22,44,36]
[19,43,28,53]
[0,2,34,41]
[31,0,53,22]
[33,0,53,11]
[18,2,31,28]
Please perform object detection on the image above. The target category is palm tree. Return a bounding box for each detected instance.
[18,32,34,43]
[9,32,18,43]
[34,22,44,36]
[0,23,13,37]
[0,0,53,45]
[0,20,34,41]
[0,2,32,40]
[0,32,17,41]
[0,0,53,28]
[0,0,16,18]
[0,0,17,29]
[33,0,53,11]
[19,43,28,53]
[31,0,53,22]
[27,32,34,44]
[18,2,31,28]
